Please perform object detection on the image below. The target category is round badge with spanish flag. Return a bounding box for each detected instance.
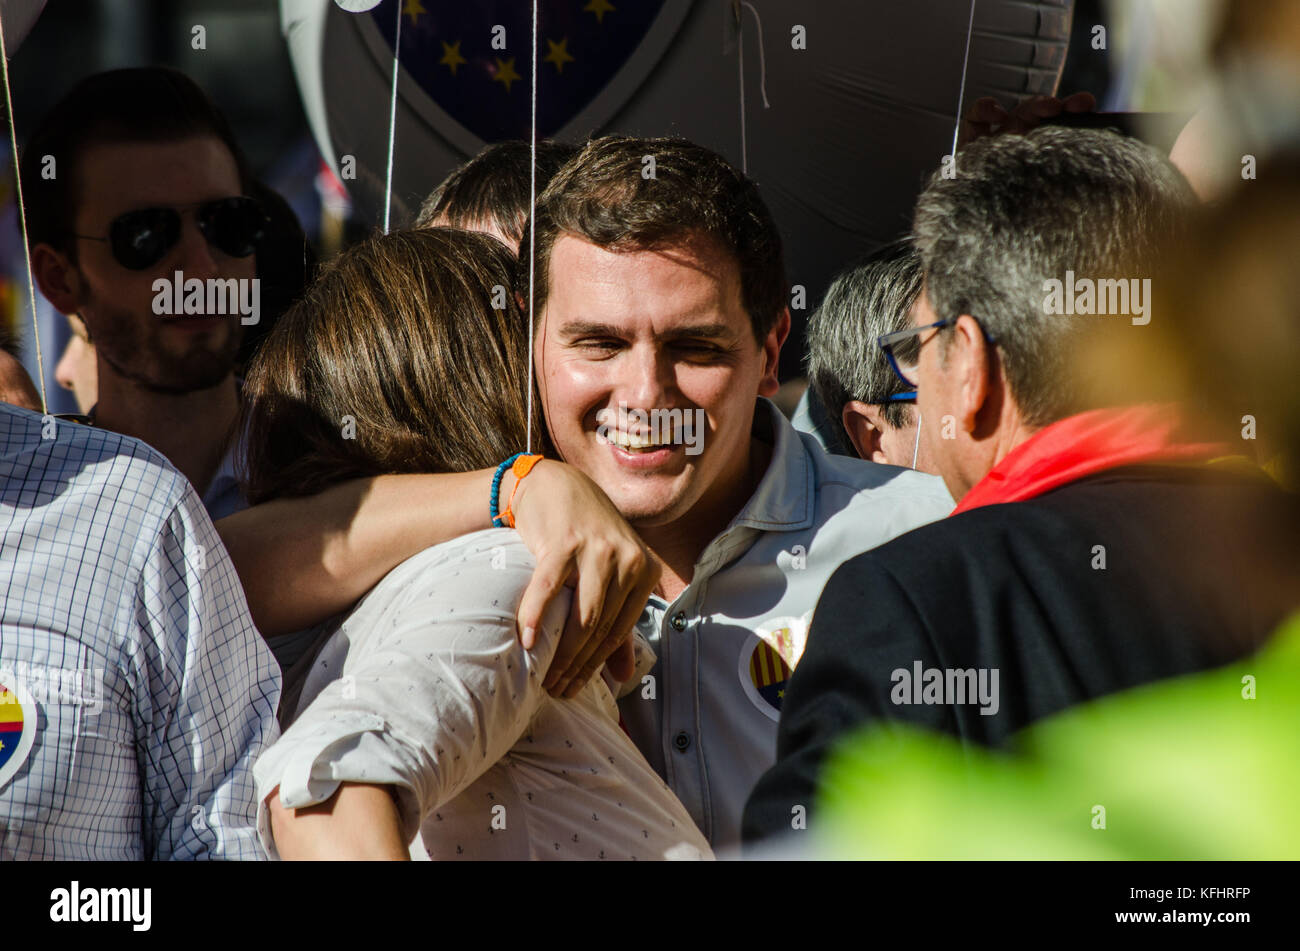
[738,615,810,721]
[0,673,36,790]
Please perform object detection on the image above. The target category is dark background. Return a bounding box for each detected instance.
[4,0,1114,411]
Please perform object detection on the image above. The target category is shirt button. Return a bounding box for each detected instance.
[669,612,687,632]
[673,731,691,753]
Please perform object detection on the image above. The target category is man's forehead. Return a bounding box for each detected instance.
[546,233,743,322]
[74,136,242,215]
[550,232,739,282]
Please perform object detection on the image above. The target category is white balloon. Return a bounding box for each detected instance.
[332,0,383,12]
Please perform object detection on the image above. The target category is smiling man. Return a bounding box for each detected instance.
[517,136,953,847]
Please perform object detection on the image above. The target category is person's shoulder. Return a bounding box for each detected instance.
[0,404,190,513]
[800,441,953,543]
[389,529,532,579]
[802,434,952,508]
[366,529,537,610]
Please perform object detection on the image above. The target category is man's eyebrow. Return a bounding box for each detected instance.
[556,321,738,340]
[660,323,735,340]
[556,320,624,339]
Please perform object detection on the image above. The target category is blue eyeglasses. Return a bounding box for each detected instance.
[877,317,998,388]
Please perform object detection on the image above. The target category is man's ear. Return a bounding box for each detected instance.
[841,400,889,462]
[757,307,791,398]
[31,243,82,316]
[951,314,992,434]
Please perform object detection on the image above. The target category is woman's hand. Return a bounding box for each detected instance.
[509,460,660,698]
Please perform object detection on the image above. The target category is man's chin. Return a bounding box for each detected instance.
[612,489,698,530]
[102,349,237,395]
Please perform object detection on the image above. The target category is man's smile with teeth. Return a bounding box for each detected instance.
[604,429,677,451]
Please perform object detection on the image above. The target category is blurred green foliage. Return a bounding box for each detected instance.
[818,613,1300,859]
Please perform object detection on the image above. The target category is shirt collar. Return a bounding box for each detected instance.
[649,398,815,600]
[201,432,248,520]
[728,398,816,534]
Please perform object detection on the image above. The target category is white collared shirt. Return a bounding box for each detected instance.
[618,399,954,849]
[254,531,712,861]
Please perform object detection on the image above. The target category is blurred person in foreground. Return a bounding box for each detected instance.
[816,160,1300,859]
[414,139,578,251]
[804,242,935,472]
[249,228,710,860]
[743,127,1300,846]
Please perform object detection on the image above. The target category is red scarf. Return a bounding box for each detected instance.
[952,404,1229,515]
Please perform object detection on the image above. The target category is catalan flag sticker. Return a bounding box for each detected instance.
[0,673,36,790]
[738,615,810,721]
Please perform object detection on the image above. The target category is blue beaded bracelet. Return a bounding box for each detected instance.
[490,452,525,528]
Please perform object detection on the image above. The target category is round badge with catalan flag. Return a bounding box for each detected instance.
[738,615,810,721]
[0,672,37,790]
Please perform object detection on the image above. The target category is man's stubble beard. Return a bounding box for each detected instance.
[81,286,242,396]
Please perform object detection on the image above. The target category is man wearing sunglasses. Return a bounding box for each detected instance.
[25,67,262,524]
[743,126,1300,848]
[803,241,934,473]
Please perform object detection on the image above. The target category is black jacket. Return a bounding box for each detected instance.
[741,464,1300,845]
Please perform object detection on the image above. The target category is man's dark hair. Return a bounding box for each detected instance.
[414,139,578,249]
[518,135,787,343]
[19,66,253,261]
[913,126,1194,427]
[806,241,922,433]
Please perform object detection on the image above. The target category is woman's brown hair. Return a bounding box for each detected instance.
[240,227,543,504]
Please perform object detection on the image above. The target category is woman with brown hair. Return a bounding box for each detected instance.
[246,227,710,860]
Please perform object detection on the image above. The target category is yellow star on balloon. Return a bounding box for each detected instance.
[440,40,466,76]
[544,38,575,74]
[402,0,426,27]
[492,57,521,92]
[584,0,615,24]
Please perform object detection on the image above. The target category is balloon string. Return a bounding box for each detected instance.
[951,0,978,160]
[383,0,402,233]
[0,12,49,415]
[526,0,537,454]
[736,1,770,175]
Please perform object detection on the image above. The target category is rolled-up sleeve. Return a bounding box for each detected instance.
[253,537,566,857]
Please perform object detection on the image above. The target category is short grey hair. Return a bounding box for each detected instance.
[912,126,1195,427]
[806,242,921,432]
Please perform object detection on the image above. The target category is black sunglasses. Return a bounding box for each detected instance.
[71,196,268,271]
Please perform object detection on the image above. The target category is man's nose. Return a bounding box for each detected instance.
[169,217,220,280]
[621,345,674,411]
